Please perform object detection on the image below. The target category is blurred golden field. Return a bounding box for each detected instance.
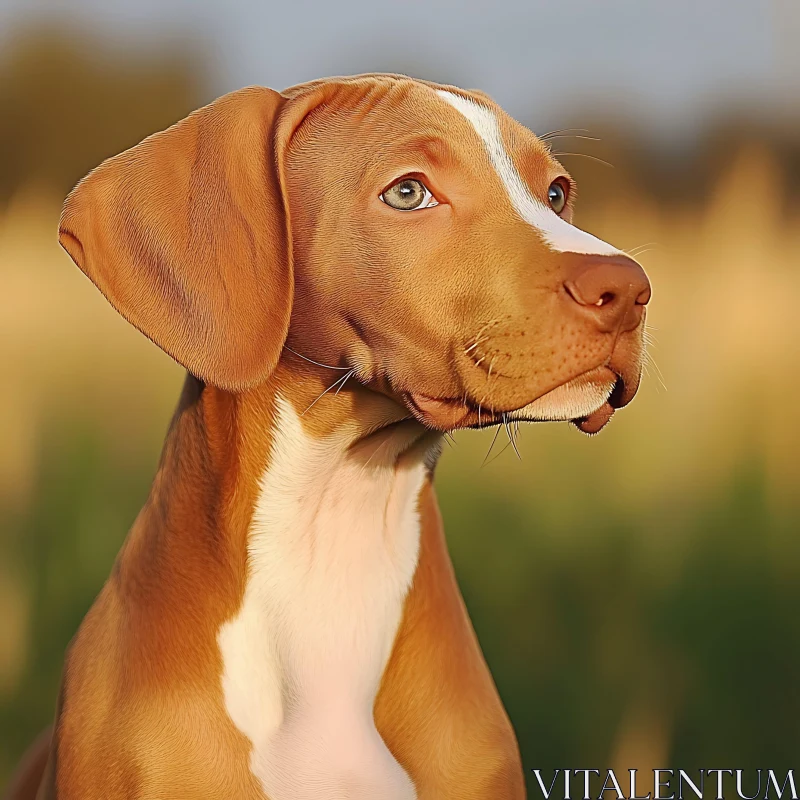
[1,29,799,794]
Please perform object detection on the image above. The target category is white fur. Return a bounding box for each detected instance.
[437,90,621,257]
[218,397,432,800]
[508,373,616,422]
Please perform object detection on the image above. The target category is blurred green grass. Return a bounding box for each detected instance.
[2,414,798,787]
[1,27,799,794]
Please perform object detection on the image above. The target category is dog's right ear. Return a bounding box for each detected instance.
[59,86,305,391]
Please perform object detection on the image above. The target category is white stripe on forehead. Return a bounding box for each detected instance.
[437,90,621,257]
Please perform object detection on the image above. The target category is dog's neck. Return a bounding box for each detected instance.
[133,361,438,549]
[128,363,441,799]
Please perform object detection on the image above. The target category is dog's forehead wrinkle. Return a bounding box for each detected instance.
[436,89,621,258]
[295,87,455,162]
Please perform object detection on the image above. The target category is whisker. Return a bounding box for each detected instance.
[284,346,351,371]
[551,152,615,169]
[538,127,592,140]
[644,335,660,349]
[464,321,500,355]
[502,413,522,460]
[465,334,492,353]
[364,435,393,468]
[642,349,667,393]
[627,242,658,257]
[481,425,502,467]
[301,369,355,415]
[333,371,353,395]
[475,319,499,337]
[651,360,668,393]
[483,438,514,468]
[544,134,601,143]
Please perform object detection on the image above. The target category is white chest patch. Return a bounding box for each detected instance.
[438,89,622,257]
[217,397,430,800]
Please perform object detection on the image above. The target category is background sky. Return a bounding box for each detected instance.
[1,0,798,147]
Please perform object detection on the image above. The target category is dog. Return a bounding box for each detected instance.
[5,73,650,800]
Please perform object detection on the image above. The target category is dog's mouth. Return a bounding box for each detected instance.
[405,366,633,434]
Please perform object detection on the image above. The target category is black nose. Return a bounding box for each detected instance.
[563,255,651,333]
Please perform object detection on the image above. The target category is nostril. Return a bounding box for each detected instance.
[595,292,615,308]
[564,281,619,310]
[563,255,650,333]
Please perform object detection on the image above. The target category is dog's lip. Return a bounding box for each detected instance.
[570,373,627,435]
[571,401,616,434]
[405,366,626,432]
[406,393,472,430]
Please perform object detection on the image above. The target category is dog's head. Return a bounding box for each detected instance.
[60,75,649,434]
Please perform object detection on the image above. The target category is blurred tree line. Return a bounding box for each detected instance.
[0,27,205,207]
[2,26,800,211]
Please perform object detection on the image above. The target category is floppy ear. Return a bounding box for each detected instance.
[59,86,295,391]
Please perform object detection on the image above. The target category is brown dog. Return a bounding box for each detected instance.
[6,74,649,799]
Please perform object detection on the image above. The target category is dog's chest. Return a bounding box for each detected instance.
[217,398,426,799]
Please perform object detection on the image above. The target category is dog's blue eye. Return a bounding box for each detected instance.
[547,180,568,214]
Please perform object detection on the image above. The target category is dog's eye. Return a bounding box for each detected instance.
[381,178,438,211]
[547,179,569,214]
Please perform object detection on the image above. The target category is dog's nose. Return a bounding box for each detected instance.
[563,255,651,333]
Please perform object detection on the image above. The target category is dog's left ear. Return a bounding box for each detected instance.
[59,86,308,391]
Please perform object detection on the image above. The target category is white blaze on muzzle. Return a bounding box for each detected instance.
[437,90,622,257]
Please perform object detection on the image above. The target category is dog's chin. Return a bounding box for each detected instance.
[406,366,624,434]
[507,367,619,435]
